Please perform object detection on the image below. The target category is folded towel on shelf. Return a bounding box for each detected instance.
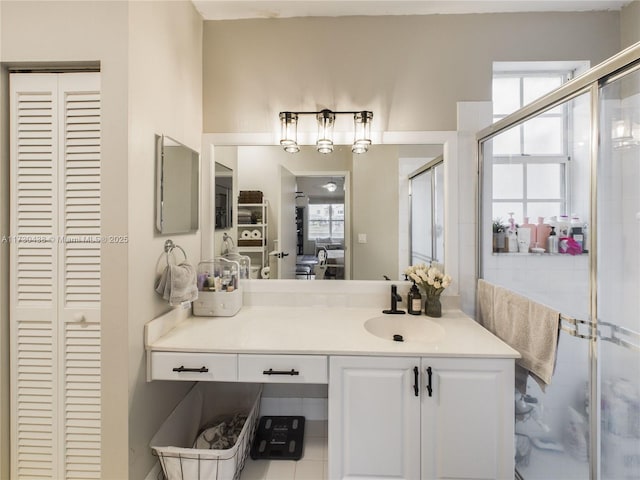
[155,261,198,306]
[492,284,560,391]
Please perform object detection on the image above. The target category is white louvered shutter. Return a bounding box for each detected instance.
[10,72,101,480]
[58,73,101,480]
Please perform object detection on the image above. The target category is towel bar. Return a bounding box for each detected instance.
[599,321,640,352]
[559,314,640,351]
[559,314,596,340]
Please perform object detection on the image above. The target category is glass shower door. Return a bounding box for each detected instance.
[481,89,593,480]
[598,64,640,480]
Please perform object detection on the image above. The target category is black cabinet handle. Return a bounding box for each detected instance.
[263,368,300,376]
[172,365,209,373]
[426,367,433,397]
[413,366,419,396]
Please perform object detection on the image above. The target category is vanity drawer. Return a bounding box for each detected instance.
[150,352,237,381]
[238,354,328,384]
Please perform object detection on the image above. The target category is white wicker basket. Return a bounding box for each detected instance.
[151,382,262,480]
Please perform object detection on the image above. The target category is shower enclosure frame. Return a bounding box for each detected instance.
[476,41,640,480]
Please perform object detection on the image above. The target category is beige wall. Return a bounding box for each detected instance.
[1,1,130,478]
[0,5,6,479]
[352,145,400,280]
[127,2,202,479]
[203,12,621,134]
[1,1,202,479]
[621,0,640,48]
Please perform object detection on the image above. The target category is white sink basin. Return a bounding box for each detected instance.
[364,315,445,343]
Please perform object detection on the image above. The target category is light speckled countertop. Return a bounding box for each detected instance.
[146,306,519,359]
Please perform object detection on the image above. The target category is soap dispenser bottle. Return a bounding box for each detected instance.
[408,282,422,315]
[547,226,559,254]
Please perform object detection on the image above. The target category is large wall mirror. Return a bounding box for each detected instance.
[155,134,199,234]
[205,131,458,287]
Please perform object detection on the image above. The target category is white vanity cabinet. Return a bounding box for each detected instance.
[329,356,514,480]
[420,357,514,480]
[328,356,422,480]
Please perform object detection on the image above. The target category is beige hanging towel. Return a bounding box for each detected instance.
[492,285,560,389]
[476,279,495,333]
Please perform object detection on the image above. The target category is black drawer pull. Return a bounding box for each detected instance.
[426,366,433,397]
[263,368,300,376]
[172,365,209,373]
[413,366,419,397]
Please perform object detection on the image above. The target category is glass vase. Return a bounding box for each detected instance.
[424,294,442,318]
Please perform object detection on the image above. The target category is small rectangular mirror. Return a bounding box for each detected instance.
[156,134,199,234]
[215,162,233,230]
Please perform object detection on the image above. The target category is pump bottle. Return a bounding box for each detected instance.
[547,226,559,254]
[408,283,422,315]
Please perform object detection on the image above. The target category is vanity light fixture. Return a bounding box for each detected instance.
[279,109,373,154]
[279,112,300,153]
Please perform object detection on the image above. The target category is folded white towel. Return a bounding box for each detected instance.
[155,261,198,306]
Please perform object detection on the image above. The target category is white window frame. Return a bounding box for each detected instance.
[491,156,569,220]
[492,69,574,219]
[307,203,345,240]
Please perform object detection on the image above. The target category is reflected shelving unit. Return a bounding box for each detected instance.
[237,200,269,275]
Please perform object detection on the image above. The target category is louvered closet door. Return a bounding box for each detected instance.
[10,72,101,480]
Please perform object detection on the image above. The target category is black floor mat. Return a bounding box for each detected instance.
[250,416,305,460]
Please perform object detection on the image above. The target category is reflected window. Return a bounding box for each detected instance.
[410,158,444,265]
[308,204,344,240]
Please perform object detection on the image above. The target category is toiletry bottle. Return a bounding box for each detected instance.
[522,217,537,249]
[570,215,584,253]
[408,283,422,315]
[506,212,518,252]
[221,268,231,291]
[547,226,558,254]
[557,215,570,238]
[536,217,551,252]
[516,226,531,253]
[582,223,589,253]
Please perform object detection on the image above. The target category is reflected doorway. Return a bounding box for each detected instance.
[294,175,348,280]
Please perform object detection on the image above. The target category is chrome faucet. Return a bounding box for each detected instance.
[383,284,406,314]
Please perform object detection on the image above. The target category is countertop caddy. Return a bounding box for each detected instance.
[145,303,519,480]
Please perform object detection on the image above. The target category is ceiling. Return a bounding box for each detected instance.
[192,0,632,20]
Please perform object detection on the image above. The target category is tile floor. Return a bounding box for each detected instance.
[240,420,328,480]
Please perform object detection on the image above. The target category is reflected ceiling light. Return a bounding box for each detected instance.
[278,109,373,154]
[322,181,337,192]
[611,111,640,149]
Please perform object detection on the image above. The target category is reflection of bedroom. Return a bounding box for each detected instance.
[295,176,346,279]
